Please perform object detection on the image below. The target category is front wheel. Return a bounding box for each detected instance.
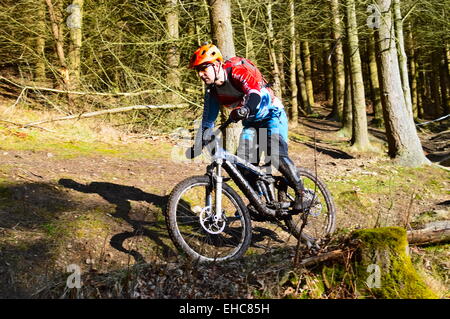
[165,175,252,263]
[277,167,336,245]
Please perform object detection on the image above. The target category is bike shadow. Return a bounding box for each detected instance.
[58,178,176,263]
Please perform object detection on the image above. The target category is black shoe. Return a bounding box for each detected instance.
[293,189,317,213]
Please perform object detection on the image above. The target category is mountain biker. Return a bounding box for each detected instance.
[186,43,306,212]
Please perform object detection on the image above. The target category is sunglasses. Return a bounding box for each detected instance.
[195,63,213,73]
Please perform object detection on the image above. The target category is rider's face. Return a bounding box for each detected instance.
[196,63,220,85]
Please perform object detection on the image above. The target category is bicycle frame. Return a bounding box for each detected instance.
[203,124,288,219]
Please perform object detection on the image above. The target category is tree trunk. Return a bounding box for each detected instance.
[339,36,353,138]
[35,1,47,81]
[208,0,235,60]
[323,41,334,105]
[265,0,283,99]
[277,39,286,100]
[376,0,430,166]
[439,49,449,115]
[430,51,442,117]
[406,23,419,118]
[288,0,298,126]
[296,41,310,114]
[446,43,450,80]
[165,0,181,102]
[417,70,425,119]
[67,0,83,90]
[346,0,371,151]
[45,0,70,90]
[368,33,383,125]
[393,0,413,118]
[329,0,345,121]
[208,0,240,153]
[302,41,315,108]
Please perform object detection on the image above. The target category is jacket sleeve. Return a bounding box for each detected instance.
[201,88,220,129]
[192,88,220,148]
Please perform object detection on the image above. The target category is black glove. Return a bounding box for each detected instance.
[230,106,250,123]
[185,127,213,159]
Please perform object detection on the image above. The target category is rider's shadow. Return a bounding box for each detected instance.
[58,178,176,263]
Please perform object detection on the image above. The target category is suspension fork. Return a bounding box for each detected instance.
[210,159,223,221]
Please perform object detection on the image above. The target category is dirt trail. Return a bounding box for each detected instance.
[0,109,448,298]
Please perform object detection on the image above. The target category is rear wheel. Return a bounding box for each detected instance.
[277,167,336,245]
[165,175,252,262]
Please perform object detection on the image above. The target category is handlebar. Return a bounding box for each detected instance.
[187,117,235,159]
[204,117,234,153]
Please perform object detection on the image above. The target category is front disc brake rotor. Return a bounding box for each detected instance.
[199,206,226,234]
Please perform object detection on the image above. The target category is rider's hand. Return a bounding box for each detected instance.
[230,106,250,123]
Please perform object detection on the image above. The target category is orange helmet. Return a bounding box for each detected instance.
[189,43,223,69]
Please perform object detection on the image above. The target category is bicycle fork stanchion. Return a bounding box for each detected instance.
[214,158,223,222]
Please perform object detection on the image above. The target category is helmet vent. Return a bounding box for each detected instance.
[201,50,206,55]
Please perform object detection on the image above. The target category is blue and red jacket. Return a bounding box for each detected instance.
[201,57,285,130]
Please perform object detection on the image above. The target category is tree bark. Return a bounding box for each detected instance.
[446,43,450,80]
[35,0,47,81]
[208,0,235,60]
[288,0,298,126]
[265,0,282,99]
[368,33,383,125]
[329,0,345,121]
[339,35,353,138]
[406,23,419,118]
[346,0,371,151]
[45,0,70,89]
[302,41,315,108]
[301,41,315,109]
[166,0,181,102]
[323,41,334,105]
[208,0,241,153]
[278,39,287,99]
[439,49,450,115]
[296,41,310,114]
[376,0,430,166]
[67,0,83,90]
[430,51,442,117]
[393,0,413,117]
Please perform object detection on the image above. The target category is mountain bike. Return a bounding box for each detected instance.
[165,118,336,262]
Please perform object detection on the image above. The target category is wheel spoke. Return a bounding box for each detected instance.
[171,181,248,261]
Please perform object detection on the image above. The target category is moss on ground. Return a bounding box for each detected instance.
[0,125,172,160]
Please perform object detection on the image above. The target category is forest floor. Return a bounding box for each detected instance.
[0,96,448,298]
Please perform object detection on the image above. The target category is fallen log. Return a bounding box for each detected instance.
[406,222,450,245]
[299,249,345,267]
[298,222,449,267]
[23,103,189,127]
